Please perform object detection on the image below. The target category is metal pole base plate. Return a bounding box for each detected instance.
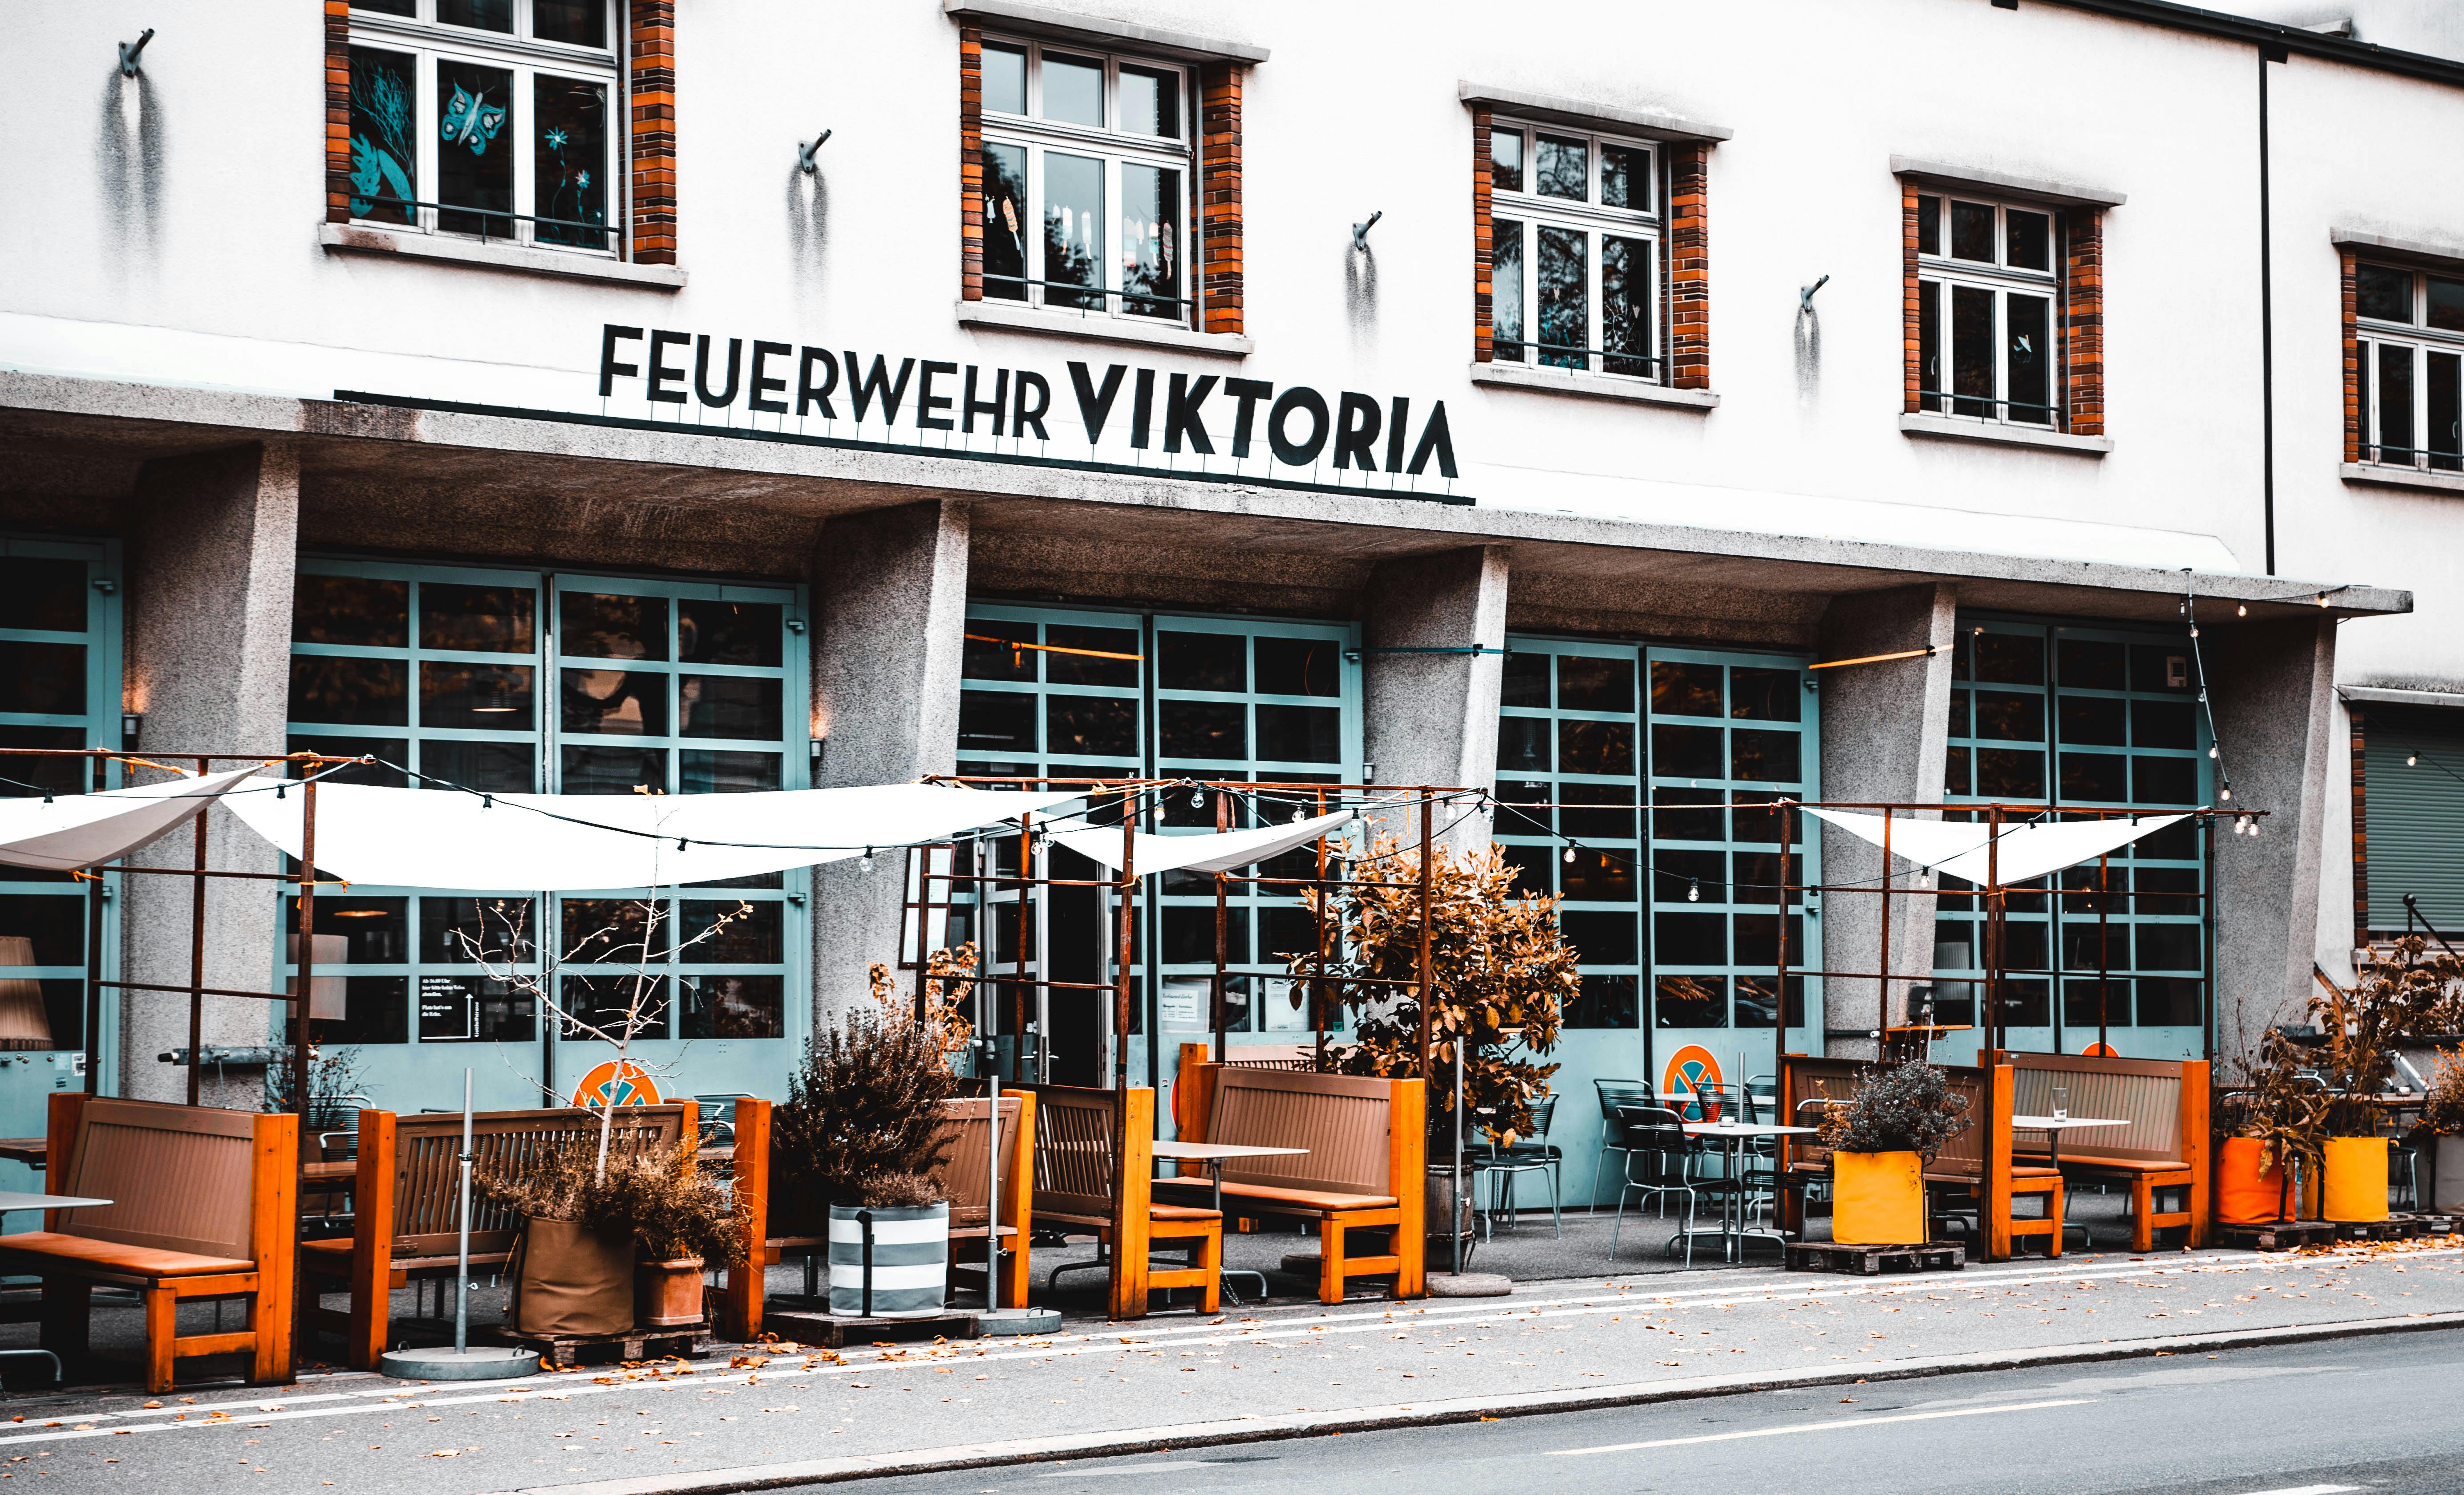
[974,1306,1063,1337]
[378,1346,541,1381]
[1426,1272,1512,1298]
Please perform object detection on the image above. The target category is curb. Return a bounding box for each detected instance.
[478,1310,2464,1495]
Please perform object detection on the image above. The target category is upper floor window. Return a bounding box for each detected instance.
[977,37,1193,324]
[1488,121,1661,380]
[344,0,621,255]
[1914,193,2063,427]
[2355,261,2464,473]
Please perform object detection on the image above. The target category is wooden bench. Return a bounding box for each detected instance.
[0,1094,296,1393]
[718,1094,1036,1341]
[1778,1056,2063,1260]
[299,1103,694,1369]
[1165,1064,1425,1304]
[1994,1051,2211,1251]
[1024,1084,1221,1320]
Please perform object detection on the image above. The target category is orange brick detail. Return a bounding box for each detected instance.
[324,1,352,224]
[1902,184,1922,413]
[629,0,677,265]
[959,26,984,303]
[2063,209,2104,435]
[1471,105,1492,363]
[2341,250,2361,463]
[1667,145,1710,390]
[1199,64,1243,335]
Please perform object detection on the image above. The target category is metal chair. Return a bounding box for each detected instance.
[1476,1095,1561,1237]
[1612,1105,1702,1266]
[1592,1079,1653,1208]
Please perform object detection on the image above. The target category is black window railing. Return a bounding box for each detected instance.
[1916,389,2066,431]
[2357,439,2464,474]
[983,272,1192,324]
[351,194,623,255]
[1492,339,1662,379]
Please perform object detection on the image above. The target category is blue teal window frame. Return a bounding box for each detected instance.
[1937,618,2210,1046]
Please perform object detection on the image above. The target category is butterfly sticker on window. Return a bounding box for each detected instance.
[441,84,507,156]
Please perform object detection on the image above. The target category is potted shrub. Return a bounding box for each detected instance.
[1816,1059,1970,1246]
[2304,951,2445,1223]
[480,1139,747,1335]
[1296,838,1573,1261]
[2214,1038,2323,1226]
[2420,1048,2464,1213]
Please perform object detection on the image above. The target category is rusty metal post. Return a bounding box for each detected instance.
[1113,789,1137,1090]
[1778,800,1794,1082]
[1313,786,1330,1072]
[188,755,209,1106]
[81,753,104,1096]
[295,775,319,1152]
[1984,804,2001,1057]
[1212,784,1229,1064]
[1416,789,1435,1079]
[2096,849,2111,1055]
[1016,812,1033,1083]
[1879,810,1893,1043]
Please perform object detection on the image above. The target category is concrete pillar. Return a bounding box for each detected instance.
[2206,615,2338,1061]
[1360,545,1509,854]
[121,443,301,1104]
[1813,583,1957,1058]
[808,499,972,1030]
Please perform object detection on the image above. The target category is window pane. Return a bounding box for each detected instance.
[423,582,535,654]
[2059,751,2126,802]
[1728,729,1799,784]
[681,749,780,793]
[1558,655,1633,713]
[982,143,1029,301]
[1562,849,1633,901]
[289,657,406,726]
[1121,164,1181,321]
[1559,783,1635,841]
[681,975,783,1040]
[562,592,667,661]
[1655,975,1726,1028]
[532,0,605,45]
[533,76,609,249]
[678,600,782,666]
[1536,225,1587,369]
[1917,194,1941,256]
[1602,236,1652,378]
[1048,693,1137,756]
[1651,723,1723,779]
[1974,747,2045,798]
[1118,64,1179,138]
[959,690,1036,754]
[294,573,407,647]
[1729,668,1801,723]
[561,744,666,795]
[1159,699,1244,761]
[2358,264,2412,322]
[2128,645,2192,695]
[1569,975,1638,1029]
[1500,651,1548,708]
[437,60,515,236]
[1042,151,1105,310]
[562,668,666,735]
[1254,637,1339,697]
[1256,704,1340,762]
[1951,284,1995,417]
[0,560,82,635]
[1563,911,1638,966]
[353,0,416,12]
[2006,208,2051,271]
[1974,690,2043,740]
[1975,632,2044,685]
[2057,638,2125,691]
[1535,133,1588,200]
[1949,200,1994,262]
[438,0,512,31]
[1491,127,1524,193]
[681,675,781,739]
[2432,351,2462,472]
[2359,338,2374,457]
[982,42,1027,115]
[2379,343,2416,457]
[2432,276,2464,333]
[1160,631,1244,691]
[2006,293,2051,424]
[1493,217,1525,361]
[1496,716,1548,772]
[1918,278,1941,411]
[1041,52,1104,126]
[2132,699,2195,749]
[1601,143,1648,210]
[1045,624,1139,686]
[1557,719,1634,777]
[1652,788,1722,842]
[2057,694,2125,746]
[347,48,419,224]
[1651,661,1722,717]
[423,739,533,792]
[0,643,78,717]
[421,661,535,729]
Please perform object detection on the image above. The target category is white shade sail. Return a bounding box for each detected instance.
[0,764,267,872]
[224,780,1086,891]
[1045,807,1356,878]
[1803,805,2195,888]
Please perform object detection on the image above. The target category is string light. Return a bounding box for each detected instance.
[2409,754,2419,767]
[859,846,875,873]
[1191,788,1208,808]
[2219,784,2233,803]
[2237,603,2249,617]
[1687,878,1701,903]
[1915,869,1933,890]
[1562,845,1576,864]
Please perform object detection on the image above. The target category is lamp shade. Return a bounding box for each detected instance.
[287,933,349,1022]
[0,936,52,1052]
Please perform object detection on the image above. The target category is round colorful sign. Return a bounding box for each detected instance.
[571,1058,665,1109]
[1660,1044,1725,1121]
[2080,1041,2119,1058]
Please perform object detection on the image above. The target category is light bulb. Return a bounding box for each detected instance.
[2410,754,2419,767]
[2208,745,2219,759]
[859,847,876,873]
[1688,878,1701,903]
[1191,788,1207,808]
[2231,818,2245,836]
[2248,818,2259,838]
[2237,604,2249,617]
[2317,593,2330,607]
[1291,808,1305,824]
[1562,846,1576,864]
[2189,625,2200,638]
[2219,785,2233,802]
[1916,869,1932,890]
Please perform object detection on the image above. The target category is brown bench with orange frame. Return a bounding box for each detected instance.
[0,1094,297,1393]
[1022,1084,1221,1320]
[1994,1051,2210,1251]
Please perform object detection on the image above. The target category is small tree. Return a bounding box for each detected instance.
[1817,1059,1970,1161]
[1293,837,1573,1151]
[2310,938,2464,1137]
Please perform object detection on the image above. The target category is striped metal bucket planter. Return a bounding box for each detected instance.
[828,1202,949,1318]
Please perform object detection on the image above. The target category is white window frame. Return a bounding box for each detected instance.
[2355,261,2464,474]
[345,0,625,259]
[1488,118,1663,383]
[1915,193,2065,429]
[979,35,1197,328]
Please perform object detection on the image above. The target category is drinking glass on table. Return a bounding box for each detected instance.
[2052,1086,2070,1121]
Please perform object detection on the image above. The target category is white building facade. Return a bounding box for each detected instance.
[2,0,2460,1193]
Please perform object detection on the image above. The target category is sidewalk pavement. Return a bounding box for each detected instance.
[4,1236,2462,1495]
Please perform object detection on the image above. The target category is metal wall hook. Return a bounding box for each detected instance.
[1352,209,1382,250]
[798,128,832,174]
[118,28,154,77]
[1799,273,1830,313]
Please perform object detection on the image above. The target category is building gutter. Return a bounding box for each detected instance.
[2036,0,2464,88]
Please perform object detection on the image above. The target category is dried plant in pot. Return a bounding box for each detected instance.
[1816,1060,1971,1246]
[2215,1035,2325,1226]
[2419,1048,2464,1212]
[479,1139,748,1334]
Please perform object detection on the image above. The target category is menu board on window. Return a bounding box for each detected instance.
[419,975,481,1041]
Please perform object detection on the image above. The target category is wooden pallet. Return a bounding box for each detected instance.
[489,1320,714,1369]
[1784,1241,1964,1276]
[761,1308,979,1350]
[2333,1216,2423,1242]
[2214,1220,2337,1251]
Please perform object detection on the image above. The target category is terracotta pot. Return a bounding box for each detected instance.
[636,1258,708,1328]
[512,1217,635,1338]
[2217,1137,2294,1225]
[2322,1136,2391,1223]
[1830,1150,1925,1246]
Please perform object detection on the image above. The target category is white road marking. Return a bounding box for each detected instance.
[1547,1397,2095,1454]
[1036,1460,1220,1476]
[2232,1486,2362,1495]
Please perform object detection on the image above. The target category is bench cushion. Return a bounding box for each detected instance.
[1149,1203,1222,1222]
[1169,1180,1396,1213]
[0,1231,253,1278]
[2018,1153,2188,1176]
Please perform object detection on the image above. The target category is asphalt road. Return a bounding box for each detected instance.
[852,1329,2464,1495]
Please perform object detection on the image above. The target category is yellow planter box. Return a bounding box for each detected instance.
[1831,1150,1925,1245]
[2321,1135,2391,1223]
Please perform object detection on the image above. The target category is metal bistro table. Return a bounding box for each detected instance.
[1152,1139,1308,1305]
[1676,1121,1817,1265]
[2012,1116,2126,1171]
[0,1190,113,1389]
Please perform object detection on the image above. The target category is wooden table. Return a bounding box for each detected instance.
[1152,1139,1307,1304]
[0,1139,45,1169]
[1679,1121,1817,1264]
[2012,1115,2125,1171]
[0,1191,110,1384]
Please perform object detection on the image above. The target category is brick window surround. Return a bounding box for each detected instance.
[1900,184,2104,434]
[958,27,1247,335]
[1469,112,1713,389]
[324,1,676,264]
[2341,250,2362,462]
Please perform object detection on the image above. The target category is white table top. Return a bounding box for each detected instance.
[1682,1122,1817,1138]
[0,1191,109,1212]
[2012,1116,2126,1131]
[1153,1141,1309,1161]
